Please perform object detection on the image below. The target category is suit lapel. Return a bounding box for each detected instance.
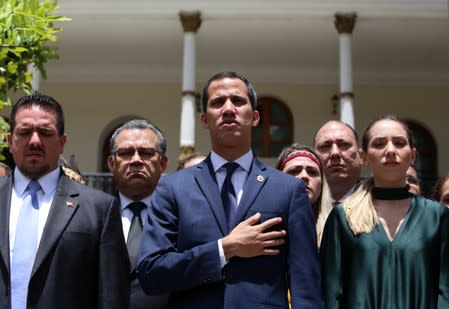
[32,175,79,276]
[232,159,268,228]
[195,158,228,235]
[0,176,13,275]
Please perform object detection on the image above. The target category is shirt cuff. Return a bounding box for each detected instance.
[217,239,228,268]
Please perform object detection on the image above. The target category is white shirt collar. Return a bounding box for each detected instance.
[210,150,253,173]
[13,167,61,197]
[118,192,151,212]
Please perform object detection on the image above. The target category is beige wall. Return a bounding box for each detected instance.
[3,82,448,176]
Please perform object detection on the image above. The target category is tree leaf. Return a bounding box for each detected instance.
[7,61,17,73]
[0,0,70,151]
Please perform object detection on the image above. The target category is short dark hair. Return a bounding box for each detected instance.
[200,71,257,112]
[109,119,167,159]
[10,92,65,135]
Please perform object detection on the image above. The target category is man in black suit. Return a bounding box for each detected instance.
[108,119,169,309]
[0,93,129,309]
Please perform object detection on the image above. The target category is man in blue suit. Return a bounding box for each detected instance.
[138,71,324,308]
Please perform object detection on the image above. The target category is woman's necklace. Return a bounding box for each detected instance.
[372,186,413,200]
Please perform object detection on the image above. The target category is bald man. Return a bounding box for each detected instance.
[314,120,362,204]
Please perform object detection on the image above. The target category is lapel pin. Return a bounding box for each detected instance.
[66,201,74,208]
[256,175,264,182]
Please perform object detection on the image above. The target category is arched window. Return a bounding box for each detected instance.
[252,96,293,157]
[101,126,120,172]
[405,119,437,197]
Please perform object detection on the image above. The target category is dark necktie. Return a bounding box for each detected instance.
[127,201,145,270]
[221,162,239,229]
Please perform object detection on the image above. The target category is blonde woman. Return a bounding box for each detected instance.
[276,144,332,248]
[320,115,449,308]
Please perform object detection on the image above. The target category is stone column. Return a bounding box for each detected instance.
[335,13,356,128]
[27,64,41,90]
[179,11,201,162]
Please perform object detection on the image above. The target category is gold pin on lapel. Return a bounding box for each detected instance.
[256,175,264,182]
[66,201,74,208]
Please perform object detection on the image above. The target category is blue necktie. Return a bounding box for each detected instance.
[221,162,239,229]
[11,180,41,309]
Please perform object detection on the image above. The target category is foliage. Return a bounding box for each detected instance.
[0,0,70,159]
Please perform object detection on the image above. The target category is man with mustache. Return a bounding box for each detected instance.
[313,120,362,204]
[0,93,129,309]
[108,119,169,309]
[138,71,323,308]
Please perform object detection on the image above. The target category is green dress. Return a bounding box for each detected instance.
[320,196,449,309]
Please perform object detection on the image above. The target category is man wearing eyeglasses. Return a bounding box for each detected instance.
[108,119,169,309]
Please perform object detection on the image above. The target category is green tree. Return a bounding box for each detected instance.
[0,0,69,159]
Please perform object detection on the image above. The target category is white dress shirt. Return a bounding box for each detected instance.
[9,167,60,261]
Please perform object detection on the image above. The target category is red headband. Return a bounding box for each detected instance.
[279,150,322,171]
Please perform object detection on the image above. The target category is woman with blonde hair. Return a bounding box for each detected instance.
[320,114,449,308]
[276,144,332,247]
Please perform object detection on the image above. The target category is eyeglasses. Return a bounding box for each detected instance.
[406,175,420,186]
[115,147,157,160]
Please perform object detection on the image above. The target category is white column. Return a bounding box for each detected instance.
[340,95,354,129]
[339,33,352,93]
[182,32,196,93]
[179,11,201,161]
[335,13,356,129]
[27,63,41,90]
[180,94,195,145]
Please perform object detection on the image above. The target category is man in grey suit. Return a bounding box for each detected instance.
[0,93,129,309]
[108,119,169,309]
[138,71,323,308]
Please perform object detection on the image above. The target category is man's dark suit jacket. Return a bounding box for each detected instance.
[0,171,130,309]
[137,157,324,309]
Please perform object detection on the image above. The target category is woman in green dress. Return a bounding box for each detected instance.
[320,114,449,309]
